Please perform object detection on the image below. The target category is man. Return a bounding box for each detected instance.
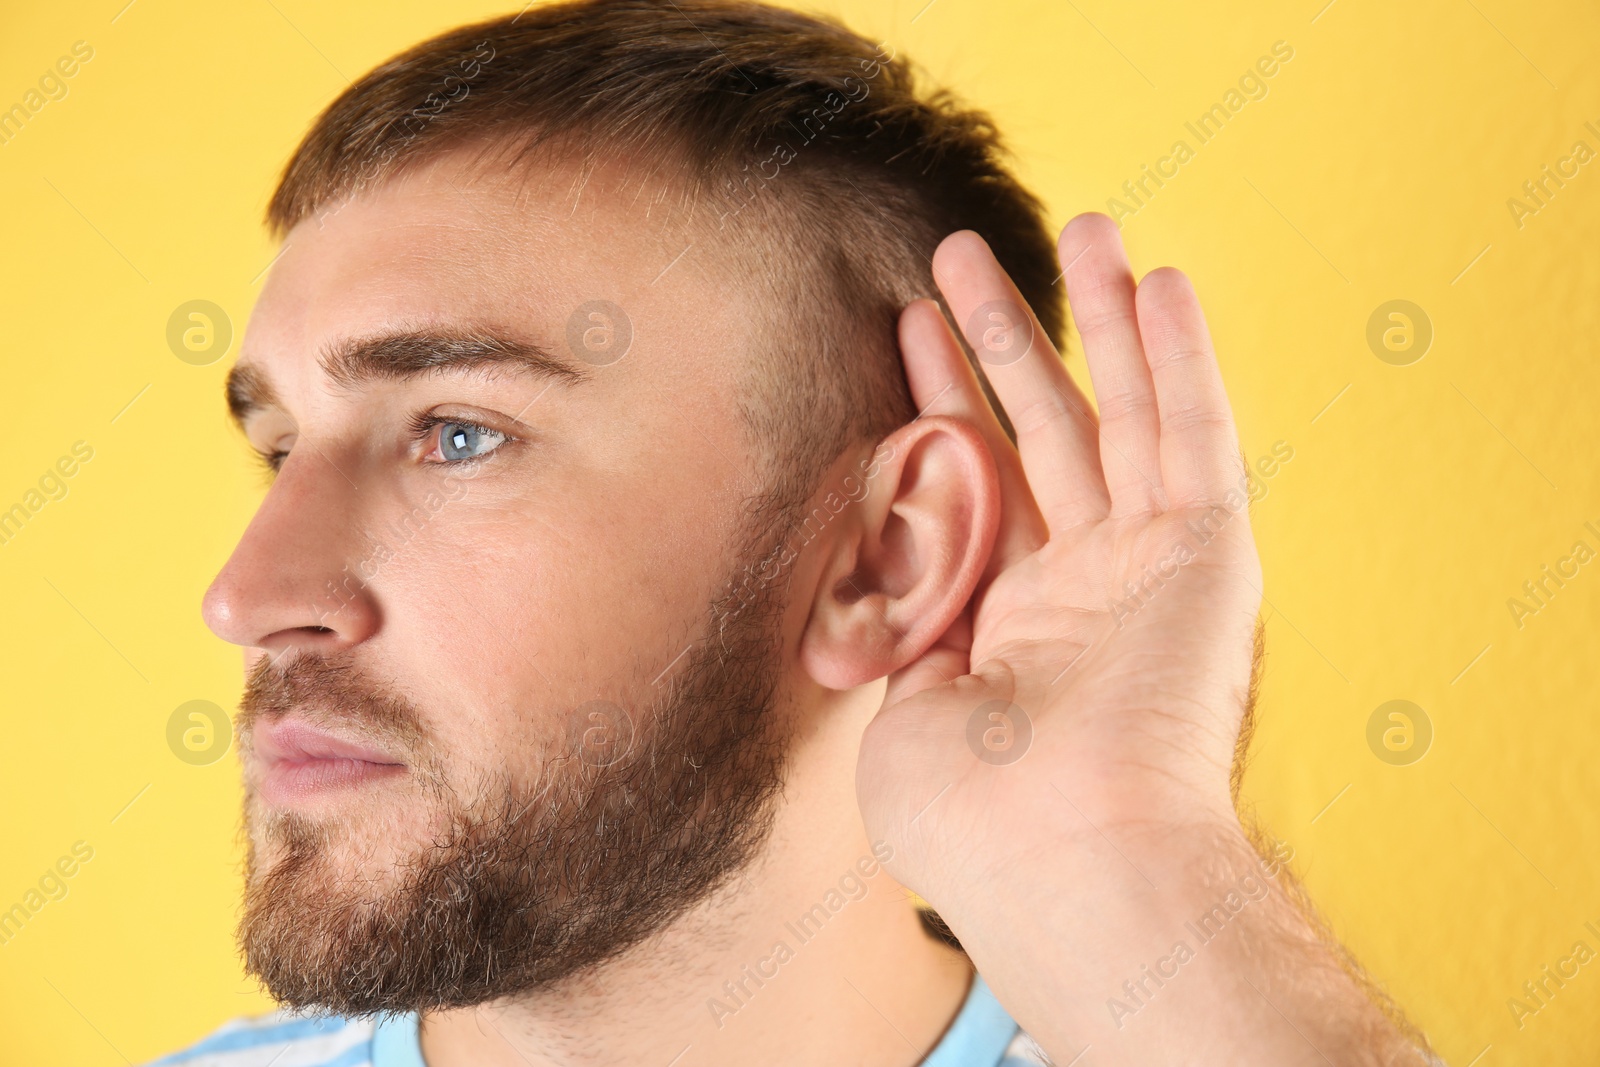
[152,0,1437,1064]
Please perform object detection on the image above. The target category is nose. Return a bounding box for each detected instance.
[202,446,380,657]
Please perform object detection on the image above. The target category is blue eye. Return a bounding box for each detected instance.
[435,420,507,462]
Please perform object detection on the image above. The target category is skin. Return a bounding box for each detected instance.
[205,146,1428,1065]
[863,231,1429,1064]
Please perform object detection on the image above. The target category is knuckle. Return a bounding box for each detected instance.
[1162,402,1231,436]
[1071,292,1137,337]
[1010,392,1073,437]
[1094,388,1154,426]
[1149,345,1210,372]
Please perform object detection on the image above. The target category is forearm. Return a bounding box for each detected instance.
[935,809,1433,1066]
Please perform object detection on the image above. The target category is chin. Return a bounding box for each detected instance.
[242,781,438,893]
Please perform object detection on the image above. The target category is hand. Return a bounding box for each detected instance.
[855,216,1431,1066]
[856,212,1263,897]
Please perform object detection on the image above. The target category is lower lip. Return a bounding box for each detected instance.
[257,757,406,806]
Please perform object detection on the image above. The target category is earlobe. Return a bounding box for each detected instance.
[799,415,999,692]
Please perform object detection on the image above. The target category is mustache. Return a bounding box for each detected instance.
[238,652,429,764]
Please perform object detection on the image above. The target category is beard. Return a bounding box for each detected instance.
[236,516,794,1017]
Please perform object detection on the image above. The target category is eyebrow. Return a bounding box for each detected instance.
[225,328,589,429]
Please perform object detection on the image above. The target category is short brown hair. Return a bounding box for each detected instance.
[268,0,1063,514]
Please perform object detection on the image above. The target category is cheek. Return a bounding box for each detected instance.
[381,540,562,781]
[371,490,731,781]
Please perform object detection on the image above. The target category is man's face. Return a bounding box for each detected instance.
[203,150,802,1012]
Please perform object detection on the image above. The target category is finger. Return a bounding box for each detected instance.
[1058,213,1165,515]
[881,605,973,707]
[930,230,1109,533]
[1134,267,1243,506]
[899,299,1048,576]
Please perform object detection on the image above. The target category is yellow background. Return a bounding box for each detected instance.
[1,0,1596,1063]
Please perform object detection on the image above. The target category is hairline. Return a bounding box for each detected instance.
[267,130,905,515]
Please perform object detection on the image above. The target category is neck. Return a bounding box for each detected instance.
[419,684,971,1067]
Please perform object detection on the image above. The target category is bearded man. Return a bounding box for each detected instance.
[150,2,1436,1064]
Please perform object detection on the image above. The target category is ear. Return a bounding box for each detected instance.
[798,415,999,691]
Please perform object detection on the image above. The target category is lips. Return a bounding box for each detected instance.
[251,719,407,806]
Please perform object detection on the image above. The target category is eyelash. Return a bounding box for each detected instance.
[253,414,514,477]
[406,413,513,466]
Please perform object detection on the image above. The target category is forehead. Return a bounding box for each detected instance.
[243,148,746,400]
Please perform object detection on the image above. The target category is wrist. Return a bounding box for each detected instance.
[918,808,1419,1067]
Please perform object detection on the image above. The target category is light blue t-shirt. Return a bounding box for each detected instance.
[144,973,1047,1067]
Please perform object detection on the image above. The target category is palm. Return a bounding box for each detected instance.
[856,215,1262,889]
